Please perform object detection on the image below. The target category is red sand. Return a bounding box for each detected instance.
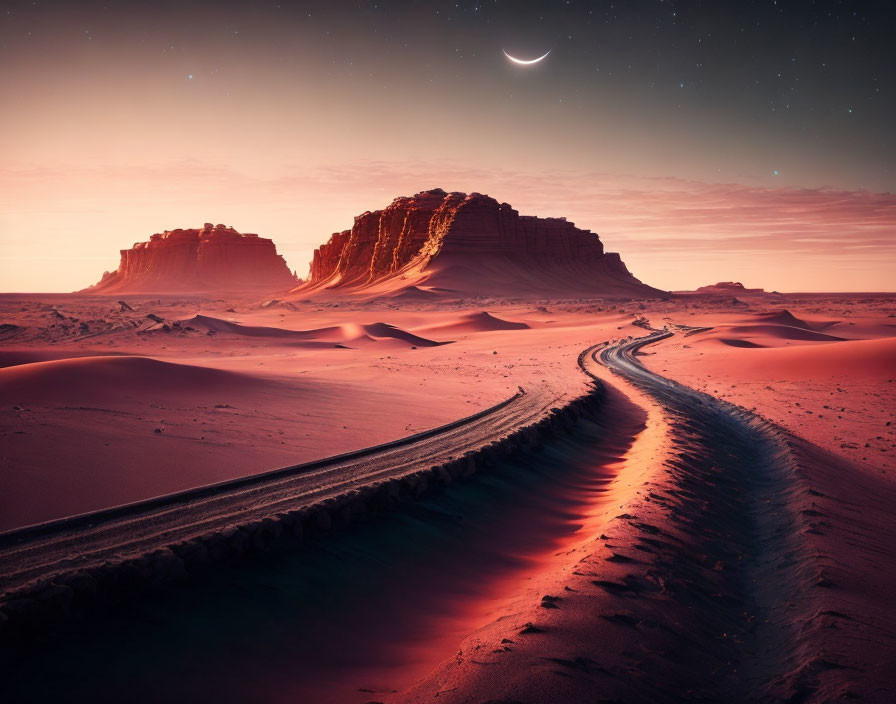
[647,328,895,476]
[1,292,894,702]
[0,353,476,530]
[0,294,634,530]
[399,336,896,702]
[2,294,891,522]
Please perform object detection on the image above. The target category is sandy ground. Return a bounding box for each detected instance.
[643,304,896,477]
[1,290,895,702]
[397,331,896,703]
[1,292,891,525]
[0,293,646,529]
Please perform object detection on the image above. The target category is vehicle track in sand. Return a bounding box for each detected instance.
[403,332,894,703]
[0,384,563,599]
[583,332,891,702]
[595,331,810,701]
[4,333,893,702]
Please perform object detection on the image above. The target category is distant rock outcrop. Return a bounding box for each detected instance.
[82,224,298,294]
[694,282,765,295]
[299,189,660,298]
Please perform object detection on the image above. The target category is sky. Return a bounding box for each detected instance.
[1,0,894,292]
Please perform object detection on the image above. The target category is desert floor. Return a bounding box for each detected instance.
[0,291,894,702]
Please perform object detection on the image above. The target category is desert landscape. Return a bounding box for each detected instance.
[1,189,894,703]
[2,2,895,703]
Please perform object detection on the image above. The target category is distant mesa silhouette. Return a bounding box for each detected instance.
[82,223,298,294]
[296,189,662,298]
[694,281,766,295]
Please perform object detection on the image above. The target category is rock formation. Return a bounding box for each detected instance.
[694,282,766,295]
[299,189,660,297]
[83,224,298,294]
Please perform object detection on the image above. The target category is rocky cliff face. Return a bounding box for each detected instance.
[301,189,659,297]
[83,224,298,294]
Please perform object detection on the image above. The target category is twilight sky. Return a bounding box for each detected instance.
[1,0,894,292]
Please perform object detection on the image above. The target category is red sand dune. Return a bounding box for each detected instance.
[0,294,625,535]
[0,354,262,401]
[650,326,895,476]
[372,285,448,301]
[0,347,128,368]
[718,337,768,348]
[749,308,817,329]
[724,323,846,342]
[699,336,896,380]
[182,314,318,338]
[178,314,444,348]
[745,308,844,332]
[1,290,894,702]
[415,311,531,335]
[358,322,443,347]
[0,351,477,530]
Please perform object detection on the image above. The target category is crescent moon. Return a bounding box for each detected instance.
[502,49,551,65]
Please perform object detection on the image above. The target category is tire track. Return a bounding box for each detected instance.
[590,332,887,702]
[403,333,889,703]
[0,385,565,608]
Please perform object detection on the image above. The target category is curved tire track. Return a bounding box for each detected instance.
[586,332,888,702]
[0,384,572,607]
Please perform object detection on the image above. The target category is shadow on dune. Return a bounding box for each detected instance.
[0,385,646,704]
[718,337,768,348]
[183,314,445,347]
[727,323,846,342]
